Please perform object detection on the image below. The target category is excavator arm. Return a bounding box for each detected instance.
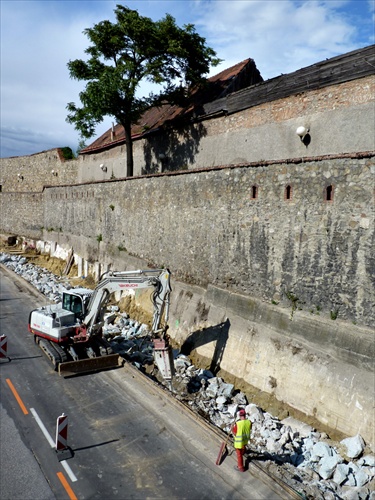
[83,269,171,337]
[82,269,174,383]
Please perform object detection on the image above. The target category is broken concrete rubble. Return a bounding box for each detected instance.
[341,435,366,459]
[1,251,374,500]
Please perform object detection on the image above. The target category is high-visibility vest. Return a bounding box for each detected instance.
[233,419,251,449]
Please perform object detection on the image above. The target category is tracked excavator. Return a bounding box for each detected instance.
[28,269,174,380]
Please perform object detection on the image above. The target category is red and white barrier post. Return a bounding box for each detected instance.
[0,335,10,361]
[55,413,72,459]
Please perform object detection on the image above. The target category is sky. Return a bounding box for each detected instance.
[0,0,374,158]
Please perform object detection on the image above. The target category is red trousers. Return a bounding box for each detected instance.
[235,447,245,471]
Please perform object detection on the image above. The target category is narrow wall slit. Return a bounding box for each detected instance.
[326,184,333,201]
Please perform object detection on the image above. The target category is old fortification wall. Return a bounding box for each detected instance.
[0,148,78,239]
[0,192,43,238]
[77,75,375,182]
[3,151,374,442]
[0,148,78,193]
[32,153,374,443]
[42,155,374,328]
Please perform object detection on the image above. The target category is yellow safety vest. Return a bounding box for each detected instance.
[233,419,251,449]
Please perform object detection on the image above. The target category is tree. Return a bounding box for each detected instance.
[66,4,221,177]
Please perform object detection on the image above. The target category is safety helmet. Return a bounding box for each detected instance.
[238,409,246,416]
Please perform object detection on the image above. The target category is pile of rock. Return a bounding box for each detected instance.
[102,308,155,367]
[171,354,374,497]
[1,252,374,499]
[0,253,71,302]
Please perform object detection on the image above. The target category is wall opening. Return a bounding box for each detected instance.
[251,185,258,199]
[285,184,292,200]
[326,184,334,202]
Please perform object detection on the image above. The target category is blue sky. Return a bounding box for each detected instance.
[1,0,374,158]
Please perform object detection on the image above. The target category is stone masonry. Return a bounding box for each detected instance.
[41,156,374,328]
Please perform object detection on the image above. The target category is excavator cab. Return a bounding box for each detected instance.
[62,292,84,319]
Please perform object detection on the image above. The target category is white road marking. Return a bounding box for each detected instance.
[30,407,77,482]
[30,407,55,447]
[60,460,78,482]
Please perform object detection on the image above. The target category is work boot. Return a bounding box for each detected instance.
[234,465,245,472]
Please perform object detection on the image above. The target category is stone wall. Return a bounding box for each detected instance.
[78,76,375,182]
[42,154,374,328]
[0,192,43,239]
[0,148,78,193]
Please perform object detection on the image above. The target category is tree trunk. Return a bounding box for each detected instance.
[123,121,134,177]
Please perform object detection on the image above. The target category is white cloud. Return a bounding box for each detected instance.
[199,0,362,78]
[0,1,114,156]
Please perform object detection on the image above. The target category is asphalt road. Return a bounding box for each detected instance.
[0,266,286,500]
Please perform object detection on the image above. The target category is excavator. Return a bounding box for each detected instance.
[28,269,175,380]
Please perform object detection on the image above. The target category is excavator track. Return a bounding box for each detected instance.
[35,336,121,375]
[53,342,69,363]
[37,338,62,371]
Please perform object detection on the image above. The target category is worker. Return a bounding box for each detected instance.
[232,408,251,472]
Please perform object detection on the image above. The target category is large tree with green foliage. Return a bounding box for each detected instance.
[66,4,221,177]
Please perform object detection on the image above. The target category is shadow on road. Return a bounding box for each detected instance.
[72,438,120,454]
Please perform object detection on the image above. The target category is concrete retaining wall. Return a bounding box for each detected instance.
[169,279,374,446]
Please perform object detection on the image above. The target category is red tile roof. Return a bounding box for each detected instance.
[80,58,262,154]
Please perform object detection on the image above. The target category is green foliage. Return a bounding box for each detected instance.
[109,204,115,211]
[309,304,321,315]
[96,233,103,243]
[66,5,221,176]
[76,139,87,156]
[330,309,339,320]
[117,244,127,252]
[285,290,299,320]
[41,226,63,233]
[60,147,74,160]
